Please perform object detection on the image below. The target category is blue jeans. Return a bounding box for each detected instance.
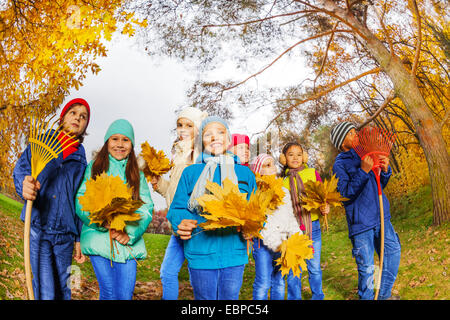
[350,220,401,300]
[287,220,324,300]
[29,227,74,300]
[90,255,137,300]
[160,234,186,300]
[252,239,285,300]
[188,265,245,300]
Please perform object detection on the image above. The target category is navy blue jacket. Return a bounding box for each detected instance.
[332,149,392,238]
[13,134,87,242]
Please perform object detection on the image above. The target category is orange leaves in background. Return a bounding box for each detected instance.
[78,172,143,232]
[196,178,271,239]
[275,233,314,278]
[140,141,174,179]
[0,0,147,193]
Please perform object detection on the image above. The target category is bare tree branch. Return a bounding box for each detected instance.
[265,66,382,130]
[222,28,354,92]
[358,90,396,129]
[411,0,422,75]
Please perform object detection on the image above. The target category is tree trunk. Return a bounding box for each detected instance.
[323,1,450,224]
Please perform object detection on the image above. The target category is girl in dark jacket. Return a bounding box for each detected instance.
[13,98,91,300]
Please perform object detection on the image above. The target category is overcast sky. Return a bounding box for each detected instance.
[60,33,307,210]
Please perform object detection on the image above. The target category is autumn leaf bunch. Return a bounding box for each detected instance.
[78,172,143,232]
[275,233,314,278]
[254,173,285,211]
[140,141,174,179]
[301,174,349,212]
[196,178,272,239]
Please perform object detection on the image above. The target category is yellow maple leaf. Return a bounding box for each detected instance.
[275,233,314,278]
[77,173,143,232]
[140,141,174,179]
[197,178,269,239]
[301,174,349,212]
[255,173,285,210]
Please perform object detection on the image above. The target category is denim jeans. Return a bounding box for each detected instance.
[90,255,137,300]
[29,227,74,300]
[160,234,186,300]
[287,220,324,300]
[252,239,285,300]
[350,220,401,300]
[188,265,245,300]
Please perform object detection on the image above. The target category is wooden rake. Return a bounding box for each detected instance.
[24,114,79,300]
[352,126,396,300]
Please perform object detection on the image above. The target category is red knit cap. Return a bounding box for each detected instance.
[228,133,250,149]
[60,98,91,127]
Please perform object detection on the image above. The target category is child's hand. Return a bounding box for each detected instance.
[320,203,330,216]
[111,229,130,245]
[150,174,161,189]
[22,176,40,201]
[378,155,390,172]
[177,219,198,240]
[361,156,374,173]
[73,242,86,263]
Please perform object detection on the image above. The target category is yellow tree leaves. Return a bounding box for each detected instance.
[78,172,143,232]
[255,173,285,210]
[275,233,314,278]
[301,174,348,231]
[0,0,147,193]
[140,141,174,179]
[301,174,348,212]
[196,178,271,239]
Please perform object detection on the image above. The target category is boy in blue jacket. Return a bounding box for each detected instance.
[167,116,257,300]
[330,122,401,300]
[13,99,90,300]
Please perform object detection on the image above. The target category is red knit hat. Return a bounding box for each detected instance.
[228,133,250,149]
[60,98,91,127]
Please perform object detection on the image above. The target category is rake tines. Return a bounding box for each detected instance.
[29,114,79,179]
[352,126,396,168]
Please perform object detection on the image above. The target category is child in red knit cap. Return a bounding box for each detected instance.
[228,133,250,166]
[13,98,90,299]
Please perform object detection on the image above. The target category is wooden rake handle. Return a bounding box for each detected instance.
[24,200,35,300]
[373,168,384,301]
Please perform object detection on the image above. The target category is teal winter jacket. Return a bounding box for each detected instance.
[75,155,153,263]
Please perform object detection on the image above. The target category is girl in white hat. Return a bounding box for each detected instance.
[149,107,208,300]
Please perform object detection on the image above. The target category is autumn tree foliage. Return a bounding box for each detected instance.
[0,0,146,192]
[135,0,449,225]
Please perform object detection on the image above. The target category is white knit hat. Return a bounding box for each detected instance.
[177,107,209,130]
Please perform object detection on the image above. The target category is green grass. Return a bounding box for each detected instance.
[0,185,448,300]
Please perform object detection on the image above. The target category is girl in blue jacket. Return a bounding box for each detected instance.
[13,98,91,300]
[167,116,257,300]
[330,122,401,300]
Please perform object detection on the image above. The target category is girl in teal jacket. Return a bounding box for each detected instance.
[75,119,153,300]
[167,116,257,300]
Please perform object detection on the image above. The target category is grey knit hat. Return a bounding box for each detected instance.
[330,122,356,151]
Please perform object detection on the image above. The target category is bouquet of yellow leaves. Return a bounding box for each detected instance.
[254,173,285,211]
[140,141,174,180]
[275,233,314,278]
[78,172,144,264]
[301,174,349,231]
[196,178,272,253]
